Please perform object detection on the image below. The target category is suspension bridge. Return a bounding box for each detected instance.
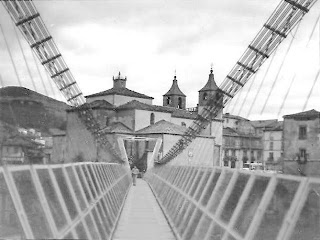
[0,0,320,239]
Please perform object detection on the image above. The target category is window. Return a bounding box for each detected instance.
[299,148,307,159]
[299,126,307,139]
[13,146,19,154]
[105,117,109,126]
[243,150,247,156]
[166,97,171,105]
[203,93,208,100]
[269,152,274,161]
[178,97,183,109]
[150,113,155,125]
[232,150,236,156]
[269,142,273,150]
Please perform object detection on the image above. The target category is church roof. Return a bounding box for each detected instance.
[136,120,187,135]
[67,99,115,112]
[85,87,153,99]
[116,100,197,119]
[199,68,218,92]
[172,108,197,119]
[283,109,320,120]
[100,122,133,134]
[117,100,174,113]
[163,76,186,97]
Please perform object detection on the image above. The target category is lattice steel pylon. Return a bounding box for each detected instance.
[159,0,318,164]
[1,0,124,162]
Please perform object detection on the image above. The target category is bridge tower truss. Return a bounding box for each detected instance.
[1,1,124,161]
[159,0,318,164]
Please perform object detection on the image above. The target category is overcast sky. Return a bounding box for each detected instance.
[1,0,320,120]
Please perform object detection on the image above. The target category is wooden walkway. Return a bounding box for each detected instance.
[113,179,176,240]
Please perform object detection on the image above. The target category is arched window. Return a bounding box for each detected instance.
[150,113,155,125]
[181,122,186,127]
[203,92,208,100]
[178,97,182,109]
[166,97,171,105]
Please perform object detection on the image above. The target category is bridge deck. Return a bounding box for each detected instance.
[113,179,176,240]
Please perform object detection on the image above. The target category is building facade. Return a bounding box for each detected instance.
[283,109,320,176]
[222,113,263,168]
[65,69,223,166]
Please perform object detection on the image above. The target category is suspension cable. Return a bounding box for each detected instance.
[277,74,296,117]
[12,21,38,92]
[31,50,49,96]
[159,0,317,165]
[306,12,320,46]
[302,68,320,111]
[236,74,257,116]
[260,21,301,115]
[246,51,277,118]
[0,24,23,86]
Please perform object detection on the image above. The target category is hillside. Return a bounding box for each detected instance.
[0,86,69,133]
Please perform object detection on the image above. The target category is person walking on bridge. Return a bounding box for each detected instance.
[131,166,139,186]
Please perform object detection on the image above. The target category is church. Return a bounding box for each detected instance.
[64,68,223,168]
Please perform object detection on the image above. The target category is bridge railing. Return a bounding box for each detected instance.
[0,162,131,239]
[146,166,320,240]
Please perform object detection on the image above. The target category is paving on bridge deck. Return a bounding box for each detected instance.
[113,179,176,240]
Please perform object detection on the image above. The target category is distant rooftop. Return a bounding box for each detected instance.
[116,100,197,119]
[136,120,187,135]
[100,122,133,134]
[85,87,153,99]
[283,109,320,120]
[163,76,186,97]
[251,119,278,128]
[223,113,249,121]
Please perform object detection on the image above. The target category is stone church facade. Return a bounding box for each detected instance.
[64,69,223,167]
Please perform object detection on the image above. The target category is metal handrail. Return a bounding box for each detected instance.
[146,166,320,240]
[0,162,131,239]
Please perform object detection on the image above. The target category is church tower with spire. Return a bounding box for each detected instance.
[198,67,223,158]
[163,74,186,109]
[198,67,219,107]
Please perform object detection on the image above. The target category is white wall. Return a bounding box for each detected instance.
[135,109,172,131]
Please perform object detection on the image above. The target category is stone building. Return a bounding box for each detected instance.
[222,113,263,168]
[262,121,283,171]
[64,68,223,167]
[283,109,320,176]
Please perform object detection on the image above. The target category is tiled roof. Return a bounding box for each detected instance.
[223,127,259,138]
[251,119,278,128]
[136,120,187,135]
[117,100,198,119]
[85,87,153,99]
[100,122,133,134]
[172,108,197,119]
[87,100,115,109]
[264,121,283,131]
[223,113,249,121]
[163,77,186,96]
[116,100,174,113]
[283,109,320,119]
[223,127,239,136]
[199,69,218,92]
[67,100,115,112]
